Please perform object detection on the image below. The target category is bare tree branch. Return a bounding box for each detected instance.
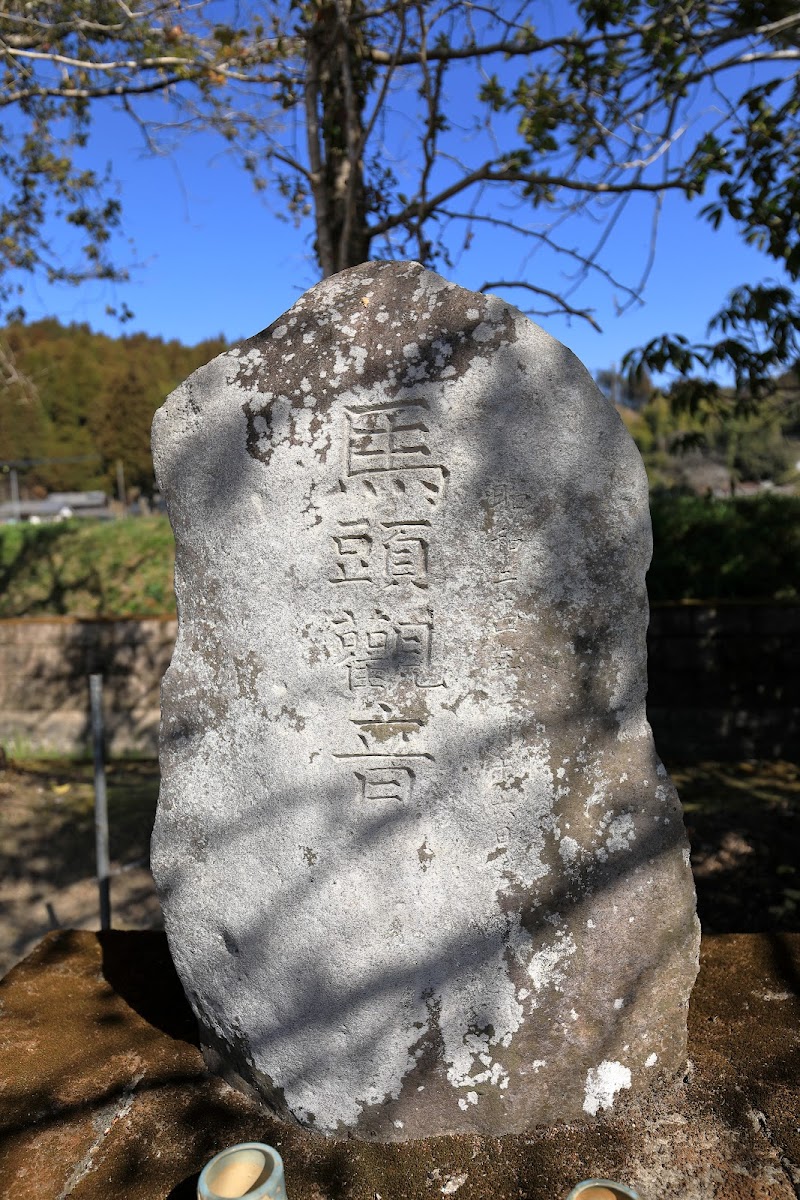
[478,280,602,331]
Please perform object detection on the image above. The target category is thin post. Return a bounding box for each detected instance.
[116,458,126,515]
[90,673,111,930]
[10,467,20,522]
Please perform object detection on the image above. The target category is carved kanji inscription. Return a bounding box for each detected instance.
[331,608,444,690]
[330,519,430,589]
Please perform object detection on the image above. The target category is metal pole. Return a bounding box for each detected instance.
[90,673,111,930]
[116,459,126,516]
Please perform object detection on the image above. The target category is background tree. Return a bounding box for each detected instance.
[0,320,226,496]
[1,0,799,394]
[595,364,654,410]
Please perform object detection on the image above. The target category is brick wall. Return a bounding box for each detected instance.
[1,607,797,760]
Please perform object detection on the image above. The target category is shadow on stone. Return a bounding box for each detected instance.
[99,928,199,1046]
[767,931,800,1003]
[166,1170,200,1198]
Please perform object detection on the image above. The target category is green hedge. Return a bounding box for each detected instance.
[647,492,800,602]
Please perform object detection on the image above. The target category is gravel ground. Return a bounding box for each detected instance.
[0,758,162,975]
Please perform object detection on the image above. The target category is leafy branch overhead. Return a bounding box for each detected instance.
[1,0,799,398]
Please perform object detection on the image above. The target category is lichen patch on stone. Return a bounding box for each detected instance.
[583,1060,632,1115]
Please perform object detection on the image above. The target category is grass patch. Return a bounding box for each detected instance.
[0,517,175,618]
[670,759,800,931]
[0,758,160,889]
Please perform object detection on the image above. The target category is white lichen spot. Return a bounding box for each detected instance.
[587,919,595,929]
[656,762,668,778]
[584,780,608,813]
[466,308,479,319]
[556,766,566,779]
[613,998,624,1010]
[466,1091,478,1105]
[559,835,580,867]
[605,813,635,853]
[447,1026,513,1097]
[531,1060,546,1073]
[271,324,288,339]
[349,345,368,374]
[402,342,420,359]
[645,1053,658,1067]
[517,988,530,1001]
[376,309,389,323]
[471,322,495,343]
[527,930,577,994]
[682,848,691,867]
[393,1120,404,1129]
[570,1009,578,1021]
[583,1060,632,1116]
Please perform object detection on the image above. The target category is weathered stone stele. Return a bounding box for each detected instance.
[151,260,700,1142]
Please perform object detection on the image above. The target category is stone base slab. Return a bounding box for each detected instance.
[0,930,797,1199]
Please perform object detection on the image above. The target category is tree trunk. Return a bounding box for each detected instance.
[306,0,372,276]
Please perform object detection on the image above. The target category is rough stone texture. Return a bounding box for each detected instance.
[151,260,700,1141]
[1,930,797,1200]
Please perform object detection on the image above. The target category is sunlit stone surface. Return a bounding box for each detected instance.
[151,260,699,1141]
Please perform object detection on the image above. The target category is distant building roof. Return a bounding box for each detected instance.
[49,491,107,507]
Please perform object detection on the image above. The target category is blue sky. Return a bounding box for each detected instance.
[12,10,793,380]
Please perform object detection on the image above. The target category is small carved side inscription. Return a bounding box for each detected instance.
[483,484,529,638]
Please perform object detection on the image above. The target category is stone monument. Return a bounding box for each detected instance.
[151,260,699,1141]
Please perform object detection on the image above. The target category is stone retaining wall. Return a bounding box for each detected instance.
[0,616,176,756]
[0,605,797,759]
